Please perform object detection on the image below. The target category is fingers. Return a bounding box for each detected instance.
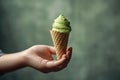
[45,55,67,71]
[46,55,66,68]
[45,46,72,72]
[66,47,72,64]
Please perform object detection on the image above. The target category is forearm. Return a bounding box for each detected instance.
[0,51,26,73]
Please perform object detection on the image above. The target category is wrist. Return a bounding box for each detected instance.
[20,49,32,67]
[18,51,28,67]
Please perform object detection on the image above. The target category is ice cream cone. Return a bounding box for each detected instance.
[50,30,69,59]
[50,15,71,59]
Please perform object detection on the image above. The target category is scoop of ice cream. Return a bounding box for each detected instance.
[52,15,71,33]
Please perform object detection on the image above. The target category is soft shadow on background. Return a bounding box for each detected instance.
[0,0,120,80]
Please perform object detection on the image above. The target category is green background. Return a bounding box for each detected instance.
[0,0,120,80]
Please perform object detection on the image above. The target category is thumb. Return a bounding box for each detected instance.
[47,46,56,55]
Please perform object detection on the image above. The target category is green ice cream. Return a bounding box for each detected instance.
[52,15,71,33]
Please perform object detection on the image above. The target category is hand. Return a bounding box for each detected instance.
[24,45,72,73]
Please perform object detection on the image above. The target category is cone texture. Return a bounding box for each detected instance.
[50,30,69,59]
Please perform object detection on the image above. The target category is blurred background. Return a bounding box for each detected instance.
[0,0,120,80]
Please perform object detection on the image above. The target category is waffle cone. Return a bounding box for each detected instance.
[50,30,69,59]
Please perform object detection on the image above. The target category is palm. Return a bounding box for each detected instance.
[26,45,72,73]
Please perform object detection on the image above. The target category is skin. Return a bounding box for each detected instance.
[0,45,72,73]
